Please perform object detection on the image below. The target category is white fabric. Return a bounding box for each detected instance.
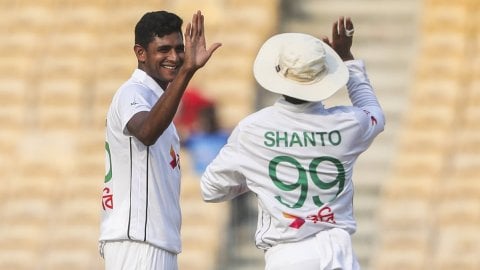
[100,69,182,254]
[265,228,359,270]
[345,28,355,37]
[201,60,384,254]
[103,240,178,270]
[253,33,348,102]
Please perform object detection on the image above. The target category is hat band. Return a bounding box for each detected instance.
[275,63,328,85]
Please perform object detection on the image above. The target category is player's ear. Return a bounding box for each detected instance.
[134,44,146,63]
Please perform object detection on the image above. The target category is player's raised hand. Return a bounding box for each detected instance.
[322,16,354,61]
[183,10,222,71]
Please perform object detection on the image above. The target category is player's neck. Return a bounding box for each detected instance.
[283,95,308,104]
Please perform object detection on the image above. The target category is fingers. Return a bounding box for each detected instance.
[345,17,354,31]
[188,10,204,38]
[185,22,192,40]
[336,16,344,37]
[332,18,340,39]
[333,16,354,39]
[185,10,222,64]
[190,12,196,38]
[344,17,354,37]
[336,16,350,36]
[199,11,204,37]
[186,11,199,39]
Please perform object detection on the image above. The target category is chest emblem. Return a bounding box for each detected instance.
[169,145,180,169]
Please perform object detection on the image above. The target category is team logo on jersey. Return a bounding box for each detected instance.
[283,206,336,229]
[169,145,180,169]
[283,213,305,229]
[130,97,138,106]
[363,110,378,126]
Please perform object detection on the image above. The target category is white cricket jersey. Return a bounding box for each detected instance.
[100,69,182,254]
[201,60,385,250]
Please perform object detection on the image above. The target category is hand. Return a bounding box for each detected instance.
[183,10,222,71]
[322,16,354,61]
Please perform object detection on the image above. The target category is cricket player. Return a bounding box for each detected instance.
[99,10,221,269]
[200,17,385,269]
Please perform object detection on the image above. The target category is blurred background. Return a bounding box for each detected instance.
[0,0,479,269]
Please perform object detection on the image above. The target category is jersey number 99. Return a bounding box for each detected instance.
[269,156,345,209]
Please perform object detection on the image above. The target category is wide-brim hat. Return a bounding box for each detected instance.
[253,33,348,102]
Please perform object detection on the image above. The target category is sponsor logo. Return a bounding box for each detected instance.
[363,110,377,126]
[169,145,180,169]
[102,187,113,210]
[283,206,336,229]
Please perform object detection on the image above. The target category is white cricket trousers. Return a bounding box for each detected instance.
[264,228,360,270]
[101,240,178,270]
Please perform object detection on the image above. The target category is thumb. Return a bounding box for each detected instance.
[208,42,222,55]
[321,36,331,47]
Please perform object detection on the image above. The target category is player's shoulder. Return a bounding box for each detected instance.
[326,105,358,114]
[326,105,368,124]
[114,79,152,100]
[237,106,275,127]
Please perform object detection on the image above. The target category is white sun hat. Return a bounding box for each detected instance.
[253,33,348,102]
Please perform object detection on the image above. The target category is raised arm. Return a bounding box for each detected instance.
[325,17,384,134]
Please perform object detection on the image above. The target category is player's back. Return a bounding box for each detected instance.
[233,98,372,248]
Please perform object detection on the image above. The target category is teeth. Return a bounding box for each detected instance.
[162,65,176,70]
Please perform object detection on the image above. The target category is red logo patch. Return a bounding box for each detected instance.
[363,110,377,126]
[283,206,336,229]
[169,146,180,169]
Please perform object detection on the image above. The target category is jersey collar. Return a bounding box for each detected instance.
[132,69,165,96]
[274,97,325,113]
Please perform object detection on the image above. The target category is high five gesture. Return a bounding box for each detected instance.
[183,10,222,72]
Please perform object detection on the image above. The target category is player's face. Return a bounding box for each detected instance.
[140,32,185,88]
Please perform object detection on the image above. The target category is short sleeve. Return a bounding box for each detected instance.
[116,85,154,135]
[200,127,249,202]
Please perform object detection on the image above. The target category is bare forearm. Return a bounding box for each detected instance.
[128,68,195,146]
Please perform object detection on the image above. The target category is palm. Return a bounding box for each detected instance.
[184,11,221,70]
[322,16,354,61]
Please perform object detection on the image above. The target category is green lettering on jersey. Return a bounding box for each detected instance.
[264,131,276,147]
[263,130,342,148]
[105,142,112,183]
[315,132,327,146]
[303,132,316,146]
[276,131,288,147]
[289,132,303,147]
[329,130,342,146]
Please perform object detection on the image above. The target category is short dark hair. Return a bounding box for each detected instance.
[134,11,183,49]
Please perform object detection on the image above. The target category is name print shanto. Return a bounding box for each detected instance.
[264,130,342,148]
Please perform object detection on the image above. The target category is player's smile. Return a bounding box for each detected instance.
[159,62,180,78]
[161,64,177,70]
